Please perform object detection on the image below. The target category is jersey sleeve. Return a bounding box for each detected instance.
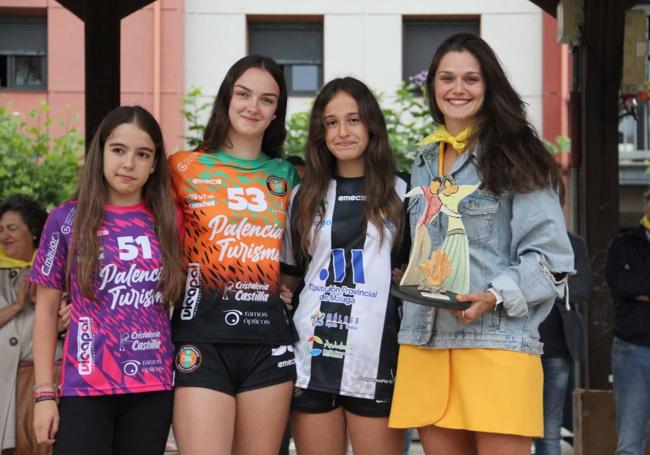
[30,206,69,291]
[287,163,300,190]
[168,151,187,205]
[280,185,304,277]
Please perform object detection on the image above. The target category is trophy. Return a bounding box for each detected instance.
[391,248,468,310]
[390,177,475,310]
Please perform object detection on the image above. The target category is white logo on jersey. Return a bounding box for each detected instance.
[337,195,366,202]
[227,187,268,212]
[191,178,222,185]
[180,263,201,320]
[122,360,141,377]
[61,207,76,234]
[271,344,294,356]
[223,309,243,326]
[41,232,60,277]
[77,317,94,376]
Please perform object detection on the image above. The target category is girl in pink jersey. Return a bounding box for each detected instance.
[31,106,184,454]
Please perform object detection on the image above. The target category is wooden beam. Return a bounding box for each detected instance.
[84,1,121,146]
[577,0,626,389]
[529,0,559,17]
[118,0,156,19]
[56,0,85,20]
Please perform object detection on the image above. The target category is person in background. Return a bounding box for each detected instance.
[535,182,593,455]
[0,195,67,455]
[606,189,650,455]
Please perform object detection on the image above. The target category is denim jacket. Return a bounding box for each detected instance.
[398,143,574,355]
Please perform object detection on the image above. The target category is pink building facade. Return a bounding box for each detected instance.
[0,0,185,152]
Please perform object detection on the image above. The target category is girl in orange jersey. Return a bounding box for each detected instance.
[169,55,299,455]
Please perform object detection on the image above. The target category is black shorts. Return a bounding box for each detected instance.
[54,390,172,455]
[291,388,392,418]
[174,342,296,396]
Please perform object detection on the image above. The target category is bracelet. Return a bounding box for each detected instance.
[32,382,56,392]
[35,395,57,403]
[34,391,56,401]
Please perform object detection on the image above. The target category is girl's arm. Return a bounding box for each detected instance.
[33,284,63,445]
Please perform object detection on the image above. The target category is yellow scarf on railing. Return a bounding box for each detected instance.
[641,215,650,231]
[417,125,473,153]
[0,248,33,269]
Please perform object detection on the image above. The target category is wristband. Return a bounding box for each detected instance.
[34,391,57,402]
[34,395,57,403]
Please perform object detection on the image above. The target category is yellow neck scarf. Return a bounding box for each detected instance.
[418,125,473,152]
[641,215,650,231]
[0,248,33,269]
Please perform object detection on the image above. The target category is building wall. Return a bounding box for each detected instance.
[0,0,185,152]
[185,0,544,132]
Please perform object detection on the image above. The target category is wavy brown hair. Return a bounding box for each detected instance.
[68,106,184,308]
[292,77,403,265]
[426,33,559,194]
[200,54,287,157]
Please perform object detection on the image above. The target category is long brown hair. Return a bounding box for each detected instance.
[426,33,559,194]
[68,106,184,308]
[292,77,403,265]
[200,55,287,157]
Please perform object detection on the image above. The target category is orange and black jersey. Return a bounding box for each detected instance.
[169,150,299,344]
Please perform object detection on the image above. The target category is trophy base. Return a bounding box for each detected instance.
[390,285,470,310]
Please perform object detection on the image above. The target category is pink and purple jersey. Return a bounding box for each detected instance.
[31,201,173,397]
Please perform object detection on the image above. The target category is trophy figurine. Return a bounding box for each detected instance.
[390,176,476,310]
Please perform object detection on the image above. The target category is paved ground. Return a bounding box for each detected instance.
[164,434,575,454]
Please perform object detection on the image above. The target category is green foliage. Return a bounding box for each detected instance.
[381,82,434,171]
[181,86,213,148]
[180,82,435,171]
[0,102,84,208]
[544,135,571,155]
[284,110,310,158]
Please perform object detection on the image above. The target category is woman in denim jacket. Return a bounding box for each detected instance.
[388,33,574,455]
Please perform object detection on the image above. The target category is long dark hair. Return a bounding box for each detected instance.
[69,106,184,308]
[292,77,403,264]
[426,33,559,194]
[201,55,287,158]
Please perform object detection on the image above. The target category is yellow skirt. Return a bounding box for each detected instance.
[389,345,543,437]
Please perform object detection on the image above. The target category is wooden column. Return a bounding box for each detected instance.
[577,0,630,389]
[56,0,155,150]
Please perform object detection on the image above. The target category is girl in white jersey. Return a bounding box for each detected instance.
[281,77,409,455]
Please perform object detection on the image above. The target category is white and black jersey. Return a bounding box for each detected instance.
[281,174,410,400]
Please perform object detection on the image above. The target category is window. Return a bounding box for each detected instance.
[0,16,47,90]
[248,21,322,95]
[403,19,479,85]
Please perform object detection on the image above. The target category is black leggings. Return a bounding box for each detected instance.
[54,391,173,455]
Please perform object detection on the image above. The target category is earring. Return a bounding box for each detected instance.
[272,115,277,120]
[150,168,155,174]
